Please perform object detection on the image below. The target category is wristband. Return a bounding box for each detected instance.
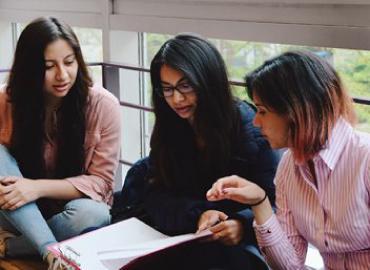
[249,192,267,207]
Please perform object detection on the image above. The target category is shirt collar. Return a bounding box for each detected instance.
[293,117,353,170]
[316,117,353,170]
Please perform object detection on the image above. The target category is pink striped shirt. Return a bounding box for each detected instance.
[254,118,370,269]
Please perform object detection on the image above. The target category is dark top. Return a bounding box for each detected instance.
[144,101,279,245]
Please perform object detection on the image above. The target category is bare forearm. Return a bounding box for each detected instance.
[252,198,274,225]
[35,180,84,200]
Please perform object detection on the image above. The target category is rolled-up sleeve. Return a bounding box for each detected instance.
[66,87,121,206]
[253,154,308,269]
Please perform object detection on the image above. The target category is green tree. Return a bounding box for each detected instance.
[146,33,370,131]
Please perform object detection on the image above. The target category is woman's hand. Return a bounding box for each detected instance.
[197,209,244,245]
[207,175,274,225]
[197,209,228,232]
[0,177,41,210]
[209,219,244,245]
[206,175,265,205]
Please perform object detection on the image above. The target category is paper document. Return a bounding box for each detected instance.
[48,217,211,270]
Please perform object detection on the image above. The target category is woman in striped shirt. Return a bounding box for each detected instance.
[206,51,370,269]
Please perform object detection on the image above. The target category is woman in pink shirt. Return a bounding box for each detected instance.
[207,51,370,269]
[0,17,120,269]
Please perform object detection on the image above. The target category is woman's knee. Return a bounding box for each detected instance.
[0,144,22,177]
[63,198,111,229]
[0,144,13,164]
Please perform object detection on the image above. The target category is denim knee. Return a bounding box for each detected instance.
[48,198,111,241]
[0,144,22,177]
[64,198,110,228]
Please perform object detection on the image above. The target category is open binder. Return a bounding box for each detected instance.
[47,217,211,270]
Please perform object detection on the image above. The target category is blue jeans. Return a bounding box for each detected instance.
[0,145,111,258]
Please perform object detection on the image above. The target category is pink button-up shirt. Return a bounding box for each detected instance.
[254,118,370,269]
[0,85,121,206]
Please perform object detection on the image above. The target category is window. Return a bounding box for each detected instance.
[72,27,103,85]
[0,22,15,83]
[15,24,103,85]
[145,33,370,131]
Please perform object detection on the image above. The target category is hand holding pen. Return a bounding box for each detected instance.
[197,209,228,233]
[196,210,244,246]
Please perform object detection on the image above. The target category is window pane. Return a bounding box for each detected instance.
[72,27,102,62]
[145,33,369,97]
[145,33,370,131]
[72,27,103,85]
[144,33,172,67]
[213,41,370,100]
[355,103,370,133]
[16,24,103,85]
[0,22,13,83]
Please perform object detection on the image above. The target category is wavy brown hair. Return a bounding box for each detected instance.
[7,17,92,179]
[246,51,356,162]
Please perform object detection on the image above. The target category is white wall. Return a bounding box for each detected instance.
[111,0,370,50]
[0,0,102,28]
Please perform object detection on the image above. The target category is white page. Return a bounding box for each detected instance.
[48,218,168,270]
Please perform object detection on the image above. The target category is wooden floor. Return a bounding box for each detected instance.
[0,258,47,270]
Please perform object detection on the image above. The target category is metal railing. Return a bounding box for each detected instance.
[2,62,370,168]
[96,61,370,104]
[98,62,370,169]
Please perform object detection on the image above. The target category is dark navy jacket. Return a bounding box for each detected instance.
[142,101,280,245]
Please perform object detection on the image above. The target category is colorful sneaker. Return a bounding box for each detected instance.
[46,252,74,270]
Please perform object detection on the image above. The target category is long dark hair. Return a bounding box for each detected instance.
[7,17,92,179]
[246,50,356,162]
[150,34,239,188]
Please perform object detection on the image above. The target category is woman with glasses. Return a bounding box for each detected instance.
[143,34,279,269]
[207,51,370,269]
[0,17,120,269]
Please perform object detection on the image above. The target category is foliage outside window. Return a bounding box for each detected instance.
[145,33,370,132]
[73,27,103,85]
[16,24,103,85]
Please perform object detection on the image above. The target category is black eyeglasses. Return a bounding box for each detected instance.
[155,82,195,97]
